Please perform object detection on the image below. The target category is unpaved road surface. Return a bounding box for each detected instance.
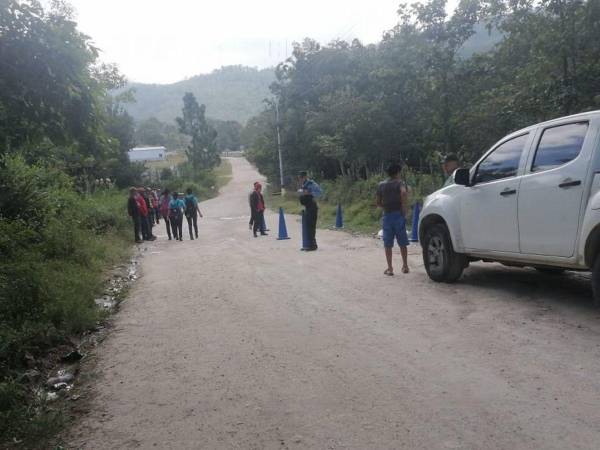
[68,158,600,450]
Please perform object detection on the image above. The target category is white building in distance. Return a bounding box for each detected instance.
[128,146,167,162]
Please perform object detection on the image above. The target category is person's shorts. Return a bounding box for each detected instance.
[382,211,409,248]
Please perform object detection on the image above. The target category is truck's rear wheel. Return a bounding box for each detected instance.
[422,224,466,283]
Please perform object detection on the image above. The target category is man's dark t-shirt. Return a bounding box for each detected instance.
[377,179,404,214]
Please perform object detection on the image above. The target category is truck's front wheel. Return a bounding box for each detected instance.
[422,224,466,283]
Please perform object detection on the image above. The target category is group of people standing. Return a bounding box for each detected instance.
[127,164,430,277]
[128,187,202,243]
[127,187,160,243]
[247,171,321,251]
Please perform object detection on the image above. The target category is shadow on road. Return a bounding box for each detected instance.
[458,263,595,310]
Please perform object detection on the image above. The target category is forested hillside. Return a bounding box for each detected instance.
[245,0,600,185]
[123,66,274,124]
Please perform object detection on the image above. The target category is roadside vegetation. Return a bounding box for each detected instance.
[0,156,132,446]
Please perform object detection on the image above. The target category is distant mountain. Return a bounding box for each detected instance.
[123,66,275,125]
[122,28,499,126]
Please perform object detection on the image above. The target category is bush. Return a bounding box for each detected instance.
[0,155,130,444]
[163,164,218,200]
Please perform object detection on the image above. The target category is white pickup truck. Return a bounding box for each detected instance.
[419,110,600,304]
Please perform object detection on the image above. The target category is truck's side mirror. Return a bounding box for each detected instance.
[454,168,470,186]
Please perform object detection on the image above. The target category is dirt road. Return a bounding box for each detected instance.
[68,158,600,450]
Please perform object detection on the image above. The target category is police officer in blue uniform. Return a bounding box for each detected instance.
[298,171,321,251]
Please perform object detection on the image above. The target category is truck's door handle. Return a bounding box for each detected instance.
[500,189,517,196]
[558,179,581,188]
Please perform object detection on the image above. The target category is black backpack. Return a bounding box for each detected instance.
[184,196,195,217]
[169,204,181,220]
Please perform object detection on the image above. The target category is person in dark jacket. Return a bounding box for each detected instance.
[127,187,142,243]
[298,171,321,251]
[249,182,267,238]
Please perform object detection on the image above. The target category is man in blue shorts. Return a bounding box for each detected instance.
[376,163,409,275]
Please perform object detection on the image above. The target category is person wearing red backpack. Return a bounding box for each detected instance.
[136,188,156,241]
[249,182,267,238]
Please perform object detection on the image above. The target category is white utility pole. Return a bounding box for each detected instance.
[274,99,285,194]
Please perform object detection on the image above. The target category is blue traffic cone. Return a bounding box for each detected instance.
[335,204,344,228]
[277,207,290,240]
[261,213,269,232]
[410,202,421,242]
[301,210,310,250]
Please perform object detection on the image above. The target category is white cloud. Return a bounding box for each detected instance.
[47,0,460,84]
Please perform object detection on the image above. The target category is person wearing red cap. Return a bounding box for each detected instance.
[249,182,267,238]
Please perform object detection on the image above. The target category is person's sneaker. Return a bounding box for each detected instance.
[135,240,143,244]
[260,232,268,236]
[168,237,172,241]
[149,236,157,241]
[195,234,198,239]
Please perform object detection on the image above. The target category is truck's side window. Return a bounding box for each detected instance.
[531,122,588,172]
[474,133,529,184]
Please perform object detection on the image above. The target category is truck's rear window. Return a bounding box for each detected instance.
[532,122,588,172]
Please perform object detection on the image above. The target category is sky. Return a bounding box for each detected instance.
[46,0,459,85]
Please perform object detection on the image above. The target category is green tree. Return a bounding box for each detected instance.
[0,0,143,188]
[244,0,600,186]
[135,117,167,146]
[176,92,220,171]
[211,119,243,151]
[1,1,105,156]
[135,117,189,150]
